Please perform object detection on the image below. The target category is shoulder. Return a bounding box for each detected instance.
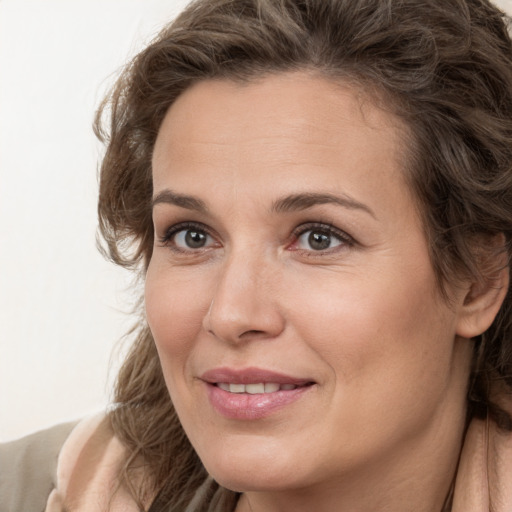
[0,420,78,512]
[45,412,144,511]
[0,413,142,512]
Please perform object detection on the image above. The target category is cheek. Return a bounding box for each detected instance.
[289,263,453,391]
[144,263,210,369]
[285,267,458,461]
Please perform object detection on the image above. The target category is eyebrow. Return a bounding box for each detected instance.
[152,189,375,218]
[152,189,208,213]
[271,192,376,218]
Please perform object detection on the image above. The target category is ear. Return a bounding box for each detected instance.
[456,236,509,339]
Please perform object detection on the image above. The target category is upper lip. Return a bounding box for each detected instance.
[200,367,314,386]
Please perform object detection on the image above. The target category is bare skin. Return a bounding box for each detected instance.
[146,72,504,511]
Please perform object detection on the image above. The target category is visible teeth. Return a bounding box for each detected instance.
[264,383,280,393]
[246,383,265,394]
[217,382,298,393]
[229,384,245,393]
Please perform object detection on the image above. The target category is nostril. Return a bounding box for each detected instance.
[239,329,266,339]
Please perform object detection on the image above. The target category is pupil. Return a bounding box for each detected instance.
[309,231,331,250]
[185,230,206,248]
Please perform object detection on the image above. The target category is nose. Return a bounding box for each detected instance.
[202,251,285,344]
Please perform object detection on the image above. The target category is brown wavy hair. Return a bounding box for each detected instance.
[95,0,512,508]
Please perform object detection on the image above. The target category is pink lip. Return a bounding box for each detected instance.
[201,366,312,385]
[200,367,315,420]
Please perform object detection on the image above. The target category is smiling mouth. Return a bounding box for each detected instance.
[204,370,315,419]
[216,382,312,394]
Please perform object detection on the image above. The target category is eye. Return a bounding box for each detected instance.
[174,228,212,249]
[159,222,217,251]
[291,223,353,253]
[297,230,342,251]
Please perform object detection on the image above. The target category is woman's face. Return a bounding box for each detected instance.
[146,73,472,497]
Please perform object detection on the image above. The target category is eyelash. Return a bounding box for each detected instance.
[290,222,355,254]
[157,221,355,254]
[159,221,216,252]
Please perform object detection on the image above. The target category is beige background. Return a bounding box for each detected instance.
[0,0,190,441]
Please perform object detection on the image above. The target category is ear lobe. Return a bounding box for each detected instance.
[455,251,509,339]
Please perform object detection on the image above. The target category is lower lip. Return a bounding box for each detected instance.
[205,383,312,420]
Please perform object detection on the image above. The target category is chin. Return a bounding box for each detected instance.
[198,439,308,492]
[211,469,300,494]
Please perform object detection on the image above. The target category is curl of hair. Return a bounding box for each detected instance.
[95,0,512,507]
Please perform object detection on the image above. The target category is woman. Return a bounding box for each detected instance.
[2,0,512,510]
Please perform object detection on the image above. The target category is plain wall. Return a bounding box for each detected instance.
[1,0,512,442]
[0,0,190,441]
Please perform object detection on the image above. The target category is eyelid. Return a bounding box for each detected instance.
[158,221,217,249]
[289,222,355,251]
[156,220,355,254]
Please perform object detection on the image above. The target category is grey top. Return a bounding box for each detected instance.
[0,421,78,512]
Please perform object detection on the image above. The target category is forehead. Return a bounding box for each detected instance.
[151,72,410,200]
